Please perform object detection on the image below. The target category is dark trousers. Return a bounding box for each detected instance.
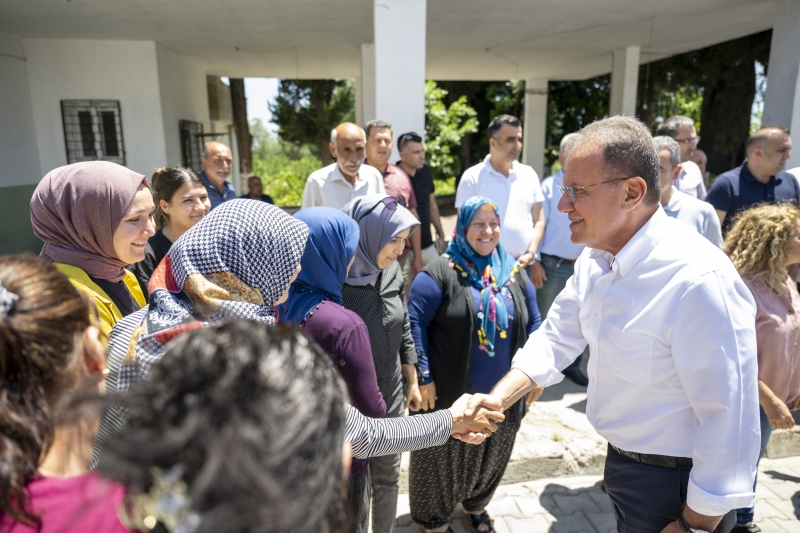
[348,470,371,533]
[604,445,736,533]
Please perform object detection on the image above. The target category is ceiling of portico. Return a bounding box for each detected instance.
[0,0,776,81]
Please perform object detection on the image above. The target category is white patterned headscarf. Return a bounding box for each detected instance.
[115,199,309,393]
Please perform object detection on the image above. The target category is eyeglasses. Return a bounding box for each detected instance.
[674,137,700,145]
[357,195,408,223]
[557,177,631,203]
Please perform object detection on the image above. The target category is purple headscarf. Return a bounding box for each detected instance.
[30,161,150,282]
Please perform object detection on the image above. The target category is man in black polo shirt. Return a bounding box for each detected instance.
[397,132,445,270]
[707,126,797,234]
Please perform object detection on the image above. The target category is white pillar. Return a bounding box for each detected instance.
[373,0,426,161]
[609,46,640,117]
[523,78,548,179]
[762,0,800,170]
[357,43,376,128]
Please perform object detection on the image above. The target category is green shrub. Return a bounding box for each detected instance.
[253,155,322,207]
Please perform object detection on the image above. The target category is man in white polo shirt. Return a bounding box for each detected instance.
[301,122,386,209]
[653,136,723,247]
[455,115,544,268]
[655,115,707,199]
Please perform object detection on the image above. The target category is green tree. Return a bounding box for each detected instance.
[268,79,355,166]
[424,80,479,184]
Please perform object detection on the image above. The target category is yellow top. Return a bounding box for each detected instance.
[53,262,146,340]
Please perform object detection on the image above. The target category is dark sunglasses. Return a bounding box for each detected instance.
[357,196,408,223]
[398,132,423,149]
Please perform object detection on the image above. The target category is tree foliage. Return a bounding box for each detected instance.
[424,81,479,182]
[269,80,354,166]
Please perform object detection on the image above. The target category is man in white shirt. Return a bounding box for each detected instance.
[653,136,723,247]
[301,122,386,209]
[656,115,707,199]
[467,116,759,533]
[455,115,544,267]
[531,133,589,386]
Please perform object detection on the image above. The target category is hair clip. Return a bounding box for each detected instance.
[119,464,201,533]
[0,280,19,317]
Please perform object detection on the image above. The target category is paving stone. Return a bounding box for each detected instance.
[549,511,599,533]
[758,517,794,533]
[552,491,601,515]
[587,491,614,513]
[492,516,513,533]
[512,495,547,517]
[485,497,523,519]
[761,497,799,521]
[585,510,618,533]
[505,515,555,533]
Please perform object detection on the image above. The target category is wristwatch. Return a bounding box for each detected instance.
[678,511,710,533]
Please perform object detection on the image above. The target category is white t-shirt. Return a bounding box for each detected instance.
[301,163,386,210]
[674,160,707,200]
[455,155,544,258]
[662,187,723,247]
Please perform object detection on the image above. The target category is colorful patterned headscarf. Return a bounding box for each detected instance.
[117,200,309,391]
[444,196,518,356]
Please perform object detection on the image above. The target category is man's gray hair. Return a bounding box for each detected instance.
[559,133,580,154]
[566,116,661,206]
[654,115,695,138]
[652,136,680,168]
[202,141,230,159]
[364,120,392,140]
[330,124,366,145]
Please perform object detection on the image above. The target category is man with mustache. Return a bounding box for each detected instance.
[301,122,386,210]
[455,114,545,272]
[200,141,237,210]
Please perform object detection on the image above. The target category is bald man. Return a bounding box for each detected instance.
[200,141,237,209]
[301,123,386,209]
[707,126,797,233]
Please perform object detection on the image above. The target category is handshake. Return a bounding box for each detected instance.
[445,386,544,444]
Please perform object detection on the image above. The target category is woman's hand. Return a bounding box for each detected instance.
[765,398,796,430]
[419,381,437,411]
[406,381,423,412]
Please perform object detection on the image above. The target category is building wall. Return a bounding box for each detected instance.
[0,31,43,253]
[23,39,168,178]
[156,45,211,167]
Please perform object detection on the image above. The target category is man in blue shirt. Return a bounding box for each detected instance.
[530,133,589,386]
[200,141,237,209]
[239,176,274,204]
[707,127,796,234]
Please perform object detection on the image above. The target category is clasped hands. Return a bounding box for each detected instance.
[444,387,544,445]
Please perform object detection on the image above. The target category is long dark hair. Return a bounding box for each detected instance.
[101,321,348,533]
[0,256,93,525]
[151,166,205,229]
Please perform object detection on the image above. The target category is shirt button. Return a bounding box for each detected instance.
[593,313,599,319]
[601,279,607,285]
[339,359,346,366]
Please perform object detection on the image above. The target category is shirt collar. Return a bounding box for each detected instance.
[484,154,518,178]
[200,171,232,193]
[366,160,397,178]
[593,207,670,278]
[742,161,781,185]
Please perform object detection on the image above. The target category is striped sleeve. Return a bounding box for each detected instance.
[90,308,148,470]
[345,404,452,459]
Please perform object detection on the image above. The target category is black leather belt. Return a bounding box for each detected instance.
[542,253,576,266]
[610,444,693,468]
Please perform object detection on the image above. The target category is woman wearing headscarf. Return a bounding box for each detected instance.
[407,196,542,533]
[340,194,422,533]
[279,206,386,533]
[30,161,154,338]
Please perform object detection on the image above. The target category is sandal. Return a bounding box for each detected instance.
[466,511,494,533]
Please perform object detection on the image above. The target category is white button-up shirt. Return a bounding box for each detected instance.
[674,160,707,199]
[455,155,544,259]
[663,187,723,247]
[512,208,759,516]
[538,169,585,261]
[301,163,386,210]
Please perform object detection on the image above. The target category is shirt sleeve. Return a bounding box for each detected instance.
[345,404,452,459]
[705,177,733,213]
[511,255,588,386]
[337,320,387,419]
[399,292,418,366]
[530,171,545,204]
[666,270,759,516]
[301,177,316,209]
[703,208,724,248]
[696,180,707,201]
[408,271,445,385]
[454,173,476,208]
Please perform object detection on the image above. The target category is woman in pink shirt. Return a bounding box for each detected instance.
[0,257,130,533]
[724,203,800,533]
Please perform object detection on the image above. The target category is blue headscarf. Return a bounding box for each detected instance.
[280,207,360,325]
[445,196,519,356]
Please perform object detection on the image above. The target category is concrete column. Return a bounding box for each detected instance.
[356,43,376,128]
[373,0,426,160]
[523,78,548,179]
[609,46,640,116]
[762,0,800,170]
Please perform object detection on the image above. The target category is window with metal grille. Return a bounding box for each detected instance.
[179,120,204,173]
[61,100,125,165]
